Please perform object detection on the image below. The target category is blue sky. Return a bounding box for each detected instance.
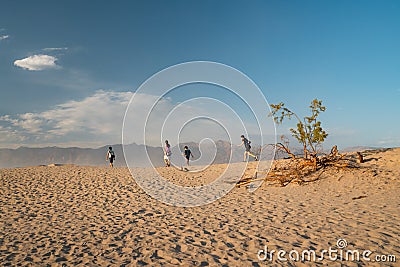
[0,0,399,149]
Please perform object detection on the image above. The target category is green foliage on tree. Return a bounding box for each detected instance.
[269,99,328,158]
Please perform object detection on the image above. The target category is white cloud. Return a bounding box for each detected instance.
[0,124,28,148]
[14,54,59,71]
[0,35,9,41]
[43,47,68,51]
[0,90,268,148]
[0,91,134,147]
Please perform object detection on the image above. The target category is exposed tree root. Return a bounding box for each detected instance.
[237,145,361,188]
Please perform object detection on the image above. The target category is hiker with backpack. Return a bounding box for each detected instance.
[164,140,172,167]
[182,145,194,166]
[238,135,258,161]
[106,146,116,167]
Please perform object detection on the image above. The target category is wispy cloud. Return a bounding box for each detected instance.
[0,90,260,148]
[0,35,9,41]
[14,54,59,71]
[0,125,27,145]
[0,91,132,147]
[43,47,68,51]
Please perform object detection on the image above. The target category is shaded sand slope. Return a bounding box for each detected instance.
[0,148,399,266]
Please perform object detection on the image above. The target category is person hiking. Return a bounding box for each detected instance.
[182,145,193,166]
[106,146,116,167]
[164,140,172,167]
[238,135,258,161]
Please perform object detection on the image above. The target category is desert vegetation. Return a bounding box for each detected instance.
[238,99,364,187]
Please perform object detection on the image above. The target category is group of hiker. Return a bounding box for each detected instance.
[163,135,259,167]
[105,135,258,168]
[163,140,193,167]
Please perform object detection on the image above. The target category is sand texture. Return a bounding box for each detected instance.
[1,148,399,266]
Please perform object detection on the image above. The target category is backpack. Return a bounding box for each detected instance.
[244,138,251,150]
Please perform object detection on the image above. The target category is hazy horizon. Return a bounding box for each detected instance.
[0,139,386,152]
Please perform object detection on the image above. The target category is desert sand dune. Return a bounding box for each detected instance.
[0,148,399,266]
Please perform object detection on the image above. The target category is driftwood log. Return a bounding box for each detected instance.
[237,145,361,187]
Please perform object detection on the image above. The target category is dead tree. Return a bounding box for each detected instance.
[237,145,360,188]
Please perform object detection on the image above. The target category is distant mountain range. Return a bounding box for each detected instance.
[0,141,249,168]
[0,142,381,169]
[339,146,381,153]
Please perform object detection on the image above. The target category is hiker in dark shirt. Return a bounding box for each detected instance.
[238,135,258,161]
[182,146,193,166]
[106,146,115,167]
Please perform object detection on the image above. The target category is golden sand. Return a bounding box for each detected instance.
[1,149,399,266]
